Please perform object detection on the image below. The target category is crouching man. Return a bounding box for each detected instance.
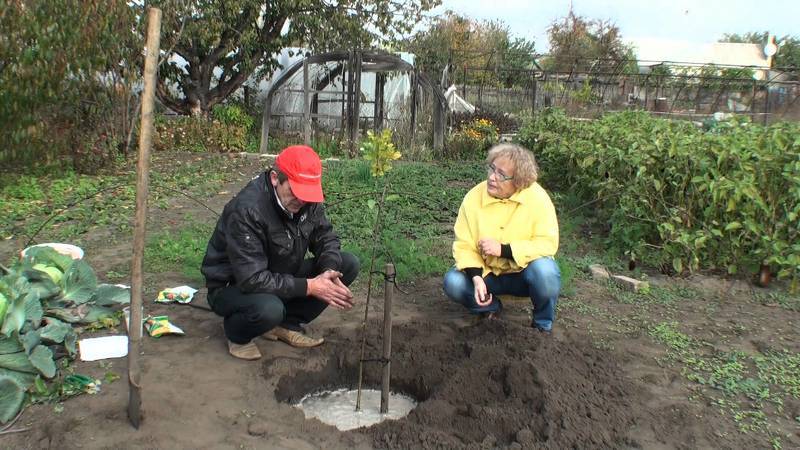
[201,145,360,360]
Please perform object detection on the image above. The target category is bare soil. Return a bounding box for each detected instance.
[2,154,798,449]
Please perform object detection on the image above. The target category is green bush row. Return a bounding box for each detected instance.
[154,105,256,153]
[518,109,800,288]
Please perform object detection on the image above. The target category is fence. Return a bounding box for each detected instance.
[454,63,800,125]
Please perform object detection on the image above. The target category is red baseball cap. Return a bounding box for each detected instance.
[275,145,324,202]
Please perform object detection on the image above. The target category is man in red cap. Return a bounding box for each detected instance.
[201,145,359,360]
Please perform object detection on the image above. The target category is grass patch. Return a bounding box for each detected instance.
[324,160,484,282]
[144,219,213,281]
[0,153,252,246]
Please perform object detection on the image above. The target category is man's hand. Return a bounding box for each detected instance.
[478,238,501,258]
[472,276,493,307]
[307,270,354,310]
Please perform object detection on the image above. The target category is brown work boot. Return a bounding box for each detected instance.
[263,326,324,348]
[227,340,262,360]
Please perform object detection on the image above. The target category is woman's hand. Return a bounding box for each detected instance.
[478,238,501,257]
[472,276,493,307]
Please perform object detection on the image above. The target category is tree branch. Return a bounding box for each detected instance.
[155,77,188,115]
[209,70,249,105]
[206,7,255,64]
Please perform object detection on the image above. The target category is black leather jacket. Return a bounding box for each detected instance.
[201,172,342,298]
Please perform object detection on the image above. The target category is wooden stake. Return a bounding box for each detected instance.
[128,7,161,429]
[380,263,395,414]
[355,184,388,411]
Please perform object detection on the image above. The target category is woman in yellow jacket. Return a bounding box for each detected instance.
[443,143,561,333]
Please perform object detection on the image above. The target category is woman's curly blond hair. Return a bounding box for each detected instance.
[486,143,539,189]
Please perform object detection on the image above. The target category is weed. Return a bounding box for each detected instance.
[753,292,800,311]
[556,256,577,298]
[754,350,800,399]
[557,298,602,316]
[647,284,699,306]
[649,321,693,351]
[105,270,127,281]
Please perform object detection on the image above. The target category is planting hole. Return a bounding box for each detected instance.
[295,388,417,431]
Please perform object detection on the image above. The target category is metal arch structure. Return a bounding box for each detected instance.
[259,49,447,154]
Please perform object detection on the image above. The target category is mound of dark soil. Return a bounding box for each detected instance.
[276,319,644,449]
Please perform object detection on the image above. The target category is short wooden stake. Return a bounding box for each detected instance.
[380,263,395,414]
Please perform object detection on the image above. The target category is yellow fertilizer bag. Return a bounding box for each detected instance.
[144,315,185,338]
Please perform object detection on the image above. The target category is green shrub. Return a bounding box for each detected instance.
[154,114,250,152]
[1,1,139,171]
[518,110,800,289]
[212,104,255,130]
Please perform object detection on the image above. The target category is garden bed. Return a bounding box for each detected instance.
[1,153,798,449]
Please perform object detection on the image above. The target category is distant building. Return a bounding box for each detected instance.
[632,38,772,80]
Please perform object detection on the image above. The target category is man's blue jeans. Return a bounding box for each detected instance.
[442,257,561,331]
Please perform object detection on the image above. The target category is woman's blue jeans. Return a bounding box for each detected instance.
[442,257,561,331]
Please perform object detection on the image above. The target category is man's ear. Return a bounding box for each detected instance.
[269,170,279,187]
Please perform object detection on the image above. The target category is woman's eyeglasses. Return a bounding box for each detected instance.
[487,163,513,182]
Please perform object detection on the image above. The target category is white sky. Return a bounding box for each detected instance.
[429,0,800,54]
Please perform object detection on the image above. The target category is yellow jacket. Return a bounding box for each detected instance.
[453,181,559,276]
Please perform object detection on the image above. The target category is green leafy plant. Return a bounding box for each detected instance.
[517,110,800,290]
[0,247,130,423]
[360,129,401,177]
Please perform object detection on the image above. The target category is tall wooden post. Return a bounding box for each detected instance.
[380,263,395,414]
[303,59,311,145]
[347,51,357,155]
[129,6,161,429]
[373,73,380,132]
[259,92,272,154]
[433,95,444,154]
[409,69,417,140]
[352,51,362,145]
